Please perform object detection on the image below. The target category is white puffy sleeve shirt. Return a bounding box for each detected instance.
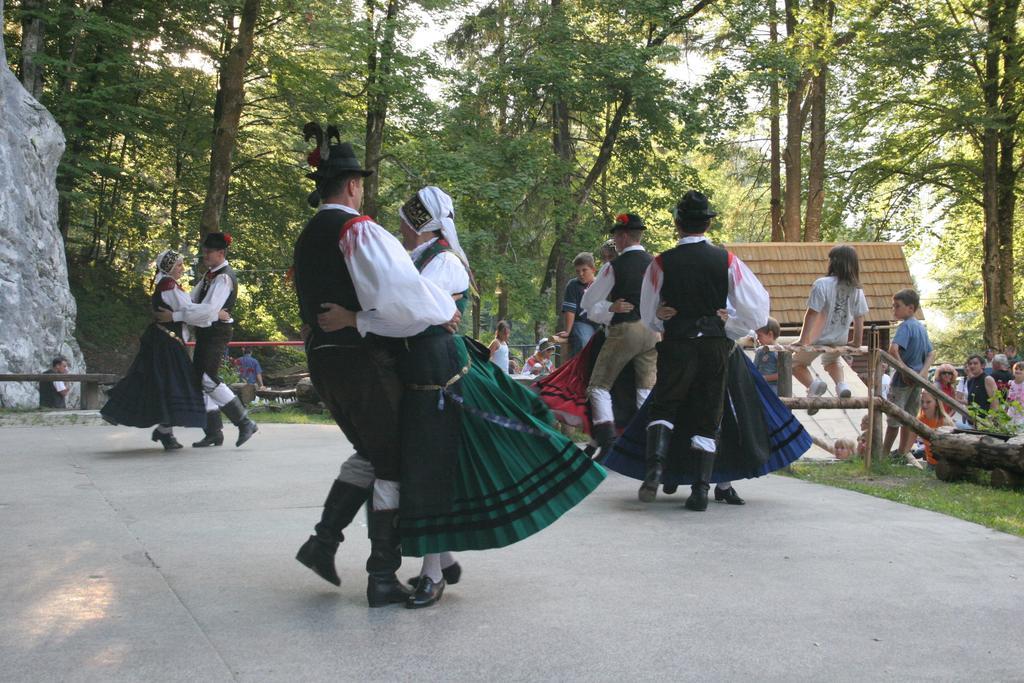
[337,217,457,338]
[640,236,769,339]
[412,238,471,296]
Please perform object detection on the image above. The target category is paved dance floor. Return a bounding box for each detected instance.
[2,424,1022,681]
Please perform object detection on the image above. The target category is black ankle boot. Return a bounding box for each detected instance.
[591,421,616,461]
[151,427,183,450]
[221,397,258,447]
[684,450,716,511]
[366,509,411,607]
[714,485,745,505]
[406,576,446,609]
[296,480,370,586]
[192,412,224,447]
[639,423,673,502]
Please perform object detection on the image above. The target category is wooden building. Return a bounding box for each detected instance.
[724,242,919,378]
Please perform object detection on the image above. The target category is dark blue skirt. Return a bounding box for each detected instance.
[101,325,207,429]
[603,349,811,485]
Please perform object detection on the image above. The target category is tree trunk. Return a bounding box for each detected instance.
[497,279,509,322]
[782,0,803,241]
[996,0,1020,346]
[19,0,45,98]
[769,0,783,241]
[981,0,1007,349]
[362,0,401,219]
[198,0,261,240]
[803,65,825,241]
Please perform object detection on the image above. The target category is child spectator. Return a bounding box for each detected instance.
[235,348,264,387]
[834,438,855,461]
[882,289,934,466]
[489,321,512,374]
[933,363,958,415]
[754,317,782,394]
[525,338,557,376]
[794,245,869,415]
[558,252,599,357]
[856,414,870,457]
[1005,361,1024,429]
[917,390,953,467]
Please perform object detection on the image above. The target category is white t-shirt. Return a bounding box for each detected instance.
[806,276,869,344]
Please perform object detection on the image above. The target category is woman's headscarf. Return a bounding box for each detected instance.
[399,186,468,267]
[155,250,183,281]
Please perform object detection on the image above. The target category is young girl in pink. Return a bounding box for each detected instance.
[1005,362,1024,429]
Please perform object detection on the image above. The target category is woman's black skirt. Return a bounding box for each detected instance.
[101,325,207,429]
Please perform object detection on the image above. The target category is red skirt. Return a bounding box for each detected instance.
[534,335,598,433]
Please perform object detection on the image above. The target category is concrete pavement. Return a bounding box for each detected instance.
[1,423,1022,681]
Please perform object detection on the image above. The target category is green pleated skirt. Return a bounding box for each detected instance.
[398,336,607,556]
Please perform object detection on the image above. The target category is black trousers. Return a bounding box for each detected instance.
[307,341,403,482]
[649,337,734,440]
[193,323,233,386]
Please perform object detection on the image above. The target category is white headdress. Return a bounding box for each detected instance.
[399,186,468,267]
[155,249,183,276]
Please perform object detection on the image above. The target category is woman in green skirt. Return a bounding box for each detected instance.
[395,186,607,606]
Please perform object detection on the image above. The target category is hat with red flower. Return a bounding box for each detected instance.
[202,232,232,250]
[609,212,645,233]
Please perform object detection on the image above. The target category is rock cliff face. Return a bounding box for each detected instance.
[0,0,84,407]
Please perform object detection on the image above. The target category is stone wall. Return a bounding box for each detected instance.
[0,0,85,407]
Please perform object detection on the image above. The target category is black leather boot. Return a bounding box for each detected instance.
[192,412,224,447]
[591,421,616,461]
[684,449,717,511]
[295,480,370,586]
[406,575,446,609]
[221,397,258,447]
[151,427,183,450]
[366,509,411,607]
[638,423,673,503]
[715,485,745,505]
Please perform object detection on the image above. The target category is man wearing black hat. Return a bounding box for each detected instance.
[159,231,259,449]
[580,213,660,457]
[637,191,768,509]
[292,137,457,607]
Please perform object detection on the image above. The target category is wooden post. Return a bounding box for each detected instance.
[82,381,100,410]
[865,326,881,470]
[777,351,793,398]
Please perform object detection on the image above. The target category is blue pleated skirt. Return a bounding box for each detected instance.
[603,350,811,485]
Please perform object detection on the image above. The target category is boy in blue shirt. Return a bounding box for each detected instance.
[882,289,934,467]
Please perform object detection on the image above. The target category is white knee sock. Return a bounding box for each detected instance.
[440,552,456,569]
[420,553,443,582]
[156,424,173,434]
[635,387,651,408]
[372,480,400,511]
[718,481,732,490]
[202,374,235,408]
[590,387,613,424]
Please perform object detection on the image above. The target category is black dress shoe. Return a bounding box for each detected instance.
[407,562,462,587]
[714,486,745,505]
[295,535,341,586]
[662,483,678,495]
[151,428,183,450]
[406,576,445,609]
[192,433,224,447]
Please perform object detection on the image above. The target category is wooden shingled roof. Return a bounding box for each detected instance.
[723,242,917,328]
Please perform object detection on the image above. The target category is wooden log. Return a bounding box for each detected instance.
[876,348,970,419]
[777,351,793,398]
[934,460,969,482]
[809,433,836,455]
[929,432,1024,472]
[780,396,874,410]
[255,387,296,400]
[867,327,880,467]
[990,468,1024,489]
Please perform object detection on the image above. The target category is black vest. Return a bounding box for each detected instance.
[659,240,730,340]
[196,264,236,313]
[293,208,363,345]
[609,249,653,325]
[38,369,65,409]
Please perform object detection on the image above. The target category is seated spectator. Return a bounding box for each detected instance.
[933,363,958,414]
[525,339,557,376]
[754,317,782,394]
[961,354,998,427]
[990,353,1012,394]
[235,347,264,387]
[39,356,70,409]
[917,390,953,467]
[834,438,855,461]
[1005,361,1024,429]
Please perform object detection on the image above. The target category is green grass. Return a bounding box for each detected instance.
[784,459,1024,537]
[249,407,334,425]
